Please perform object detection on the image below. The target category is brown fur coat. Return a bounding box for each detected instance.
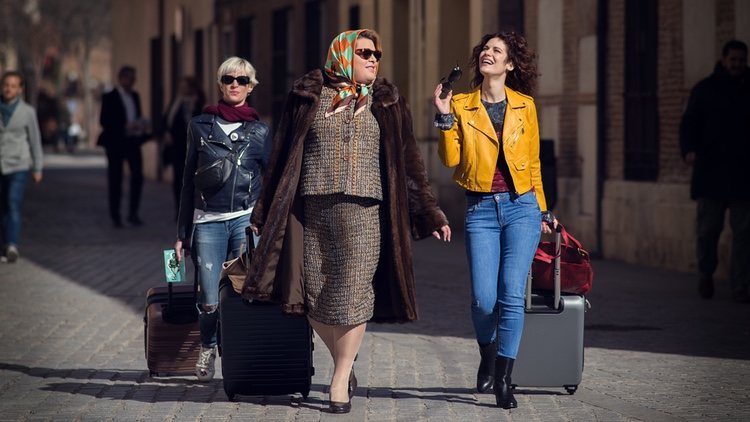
[242,69,448,323]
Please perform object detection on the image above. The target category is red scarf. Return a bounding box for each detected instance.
[203,100,259,122]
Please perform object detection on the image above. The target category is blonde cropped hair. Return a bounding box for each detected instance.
[216,56,259,87]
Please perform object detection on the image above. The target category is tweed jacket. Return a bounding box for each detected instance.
[300,86,382,200]
[243,69,448,322]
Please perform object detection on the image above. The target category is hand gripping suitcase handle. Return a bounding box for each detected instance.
[525,225,562,310]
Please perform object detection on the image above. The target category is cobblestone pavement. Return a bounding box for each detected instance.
[0,153,749,421]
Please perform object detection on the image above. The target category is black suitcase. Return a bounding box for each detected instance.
[144,280,201,377]
[512,226,589,394]
[218,228,314,401]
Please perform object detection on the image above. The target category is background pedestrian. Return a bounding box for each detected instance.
[0,70,43,263]
[98,65,149,228]
[680,40,750,303]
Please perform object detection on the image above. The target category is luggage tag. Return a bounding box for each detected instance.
[163,249,186,283]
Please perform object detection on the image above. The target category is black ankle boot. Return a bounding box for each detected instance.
[494,356,517,409]
[476,342,496,392]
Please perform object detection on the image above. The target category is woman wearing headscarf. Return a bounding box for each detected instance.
[433,32,558,409]
[244,29,451,413]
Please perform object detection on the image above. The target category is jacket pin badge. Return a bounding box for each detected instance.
[230,133,239,141]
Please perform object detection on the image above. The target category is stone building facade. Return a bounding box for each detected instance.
[110,0,750,276]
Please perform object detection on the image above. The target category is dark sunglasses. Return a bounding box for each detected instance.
[354,48,382,62]
[220,75,251,86]
[439,65,462,99]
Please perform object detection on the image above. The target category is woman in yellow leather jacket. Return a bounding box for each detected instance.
[434,31,558,409]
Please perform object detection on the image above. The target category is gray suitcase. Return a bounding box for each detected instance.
[512,227,589,394]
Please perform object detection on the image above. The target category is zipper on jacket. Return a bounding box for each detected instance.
[206,138,233,152]
[199,137,225,157]
[195,158,224,175]
[229,137,253,210]
[236,141,251,166]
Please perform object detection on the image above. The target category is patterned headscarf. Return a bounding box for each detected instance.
[324,29,381,118]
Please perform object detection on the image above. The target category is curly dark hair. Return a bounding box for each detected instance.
[469,32,537,95]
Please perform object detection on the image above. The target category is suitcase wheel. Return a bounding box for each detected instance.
[564,385,578,395]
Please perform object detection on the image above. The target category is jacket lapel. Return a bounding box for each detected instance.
[464,89,499,146]
[502,88,528,150]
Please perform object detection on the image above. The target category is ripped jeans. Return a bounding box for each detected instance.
[193,215,249,347]
[464,192,541,359]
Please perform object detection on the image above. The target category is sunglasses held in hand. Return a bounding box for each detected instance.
[221,75,251,86]
[354,48,382,62]
[439,65,462,99]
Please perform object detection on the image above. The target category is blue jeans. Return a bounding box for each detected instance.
[192,215,250,347]
[1,171,30,247]
[465,191,541,359]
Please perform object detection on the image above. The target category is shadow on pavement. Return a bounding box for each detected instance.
[0,362,147,382]
[5,360,571,409]
[38,382,293,405]
[3,361,321,406]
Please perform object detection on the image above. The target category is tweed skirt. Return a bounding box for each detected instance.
[303,194,381,325]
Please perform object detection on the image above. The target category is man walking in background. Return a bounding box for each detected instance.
[98,66,148,228]
[680,40,750,303]
[0,71,43,263]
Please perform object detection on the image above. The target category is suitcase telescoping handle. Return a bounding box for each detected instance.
[166,268,199,308]
[525,224,562,310]
[167,243,199,310]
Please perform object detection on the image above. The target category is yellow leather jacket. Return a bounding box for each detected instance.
[438,86,548,212]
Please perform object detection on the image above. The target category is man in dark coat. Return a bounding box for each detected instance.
[243,69,449,322]
[98,66,148,227]
[680,40,750,303]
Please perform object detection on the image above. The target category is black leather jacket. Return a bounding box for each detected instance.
[177,113,270,240]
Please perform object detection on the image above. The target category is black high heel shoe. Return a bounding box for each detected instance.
[325,369,356,413]
[326,399,352,414]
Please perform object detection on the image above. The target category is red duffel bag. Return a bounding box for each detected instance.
[531,225,593,294]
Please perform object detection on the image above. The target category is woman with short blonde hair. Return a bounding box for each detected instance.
[216,56,259,88]
[174,56,269,382]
